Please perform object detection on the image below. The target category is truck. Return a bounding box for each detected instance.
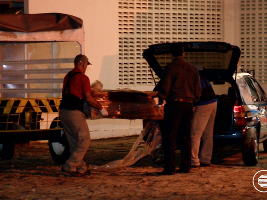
[0,13,86,163]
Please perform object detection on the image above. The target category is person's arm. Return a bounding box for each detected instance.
[84,92,102,110]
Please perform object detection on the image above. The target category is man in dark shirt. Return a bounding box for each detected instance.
[157,43,201,175]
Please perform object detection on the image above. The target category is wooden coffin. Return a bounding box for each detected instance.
[83,90,163,120]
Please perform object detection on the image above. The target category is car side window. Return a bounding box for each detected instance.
[243,77,260,102]
[236,78,254,104]
[250,77,267,102]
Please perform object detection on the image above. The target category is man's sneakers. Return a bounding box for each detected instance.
[61,167,91,177]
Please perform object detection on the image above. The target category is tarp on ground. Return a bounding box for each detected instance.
[91,120,163,170]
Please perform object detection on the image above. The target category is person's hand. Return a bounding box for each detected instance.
[153,97,159,105]
[100,107,108,116]
[158,101,165,116]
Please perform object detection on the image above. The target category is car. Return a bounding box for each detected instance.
[143,41,267,166]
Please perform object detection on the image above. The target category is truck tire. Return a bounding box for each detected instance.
[242,131,259,166]
[0,141,15,160]
[48,121,70,164]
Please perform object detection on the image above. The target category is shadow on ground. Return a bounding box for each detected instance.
[1,136,267,171]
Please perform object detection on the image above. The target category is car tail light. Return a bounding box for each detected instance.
[233,105,246,127]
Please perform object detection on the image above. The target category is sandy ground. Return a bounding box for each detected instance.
[1,136,267,200]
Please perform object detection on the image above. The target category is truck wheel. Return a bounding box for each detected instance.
[0,141,15,160]
[48,122,70,164]
[242,131,259,166]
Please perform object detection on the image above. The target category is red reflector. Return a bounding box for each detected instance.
[234,117,247,127]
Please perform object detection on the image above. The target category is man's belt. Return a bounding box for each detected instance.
[167,98,193,103]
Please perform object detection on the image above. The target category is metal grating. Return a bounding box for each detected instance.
[118,0,223,86]
[240,0,267,83]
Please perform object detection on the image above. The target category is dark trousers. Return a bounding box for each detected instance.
[162,102,193,172]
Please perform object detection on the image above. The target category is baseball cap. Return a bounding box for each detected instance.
[74,54,91,65]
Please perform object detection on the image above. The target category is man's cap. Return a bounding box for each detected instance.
[74,54,91,65]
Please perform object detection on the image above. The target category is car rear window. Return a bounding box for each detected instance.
[237,78,255,104]
[243,77,260,102]
[153,51,233,71]
[250,77,267,102]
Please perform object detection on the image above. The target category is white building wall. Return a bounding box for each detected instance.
[25,0,119,90]
[237,0,267,92]
[117,0,223,91]
[223,0,240,46]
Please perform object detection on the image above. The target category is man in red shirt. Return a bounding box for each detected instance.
[59,54,108,177]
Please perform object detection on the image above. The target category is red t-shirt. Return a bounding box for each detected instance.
[62,68,92,99]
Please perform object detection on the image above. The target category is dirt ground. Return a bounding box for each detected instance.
[1,136,267,200]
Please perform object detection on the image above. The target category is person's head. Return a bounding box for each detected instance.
[74,54,91,73]
[169,43,184,58]
[91,80,103,92]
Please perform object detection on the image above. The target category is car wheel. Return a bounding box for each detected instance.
[0,141,15,160]
[48,121,70,164]
[242,131,259,166]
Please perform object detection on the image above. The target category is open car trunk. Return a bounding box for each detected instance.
[211,79,238,134]
[143,42,241,133]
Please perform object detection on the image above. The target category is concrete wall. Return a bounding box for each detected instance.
[25,0,119,90]
[24,0,142,140]
[223,0,240,46]
[222,0,267,94]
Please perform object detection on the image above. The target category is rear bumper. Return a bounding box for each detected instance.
[213,131,243,140]
[213,130,243,151]
[213,126,256,147]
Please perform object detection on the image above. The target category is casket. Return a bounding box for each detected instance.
[83,90,163,120]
